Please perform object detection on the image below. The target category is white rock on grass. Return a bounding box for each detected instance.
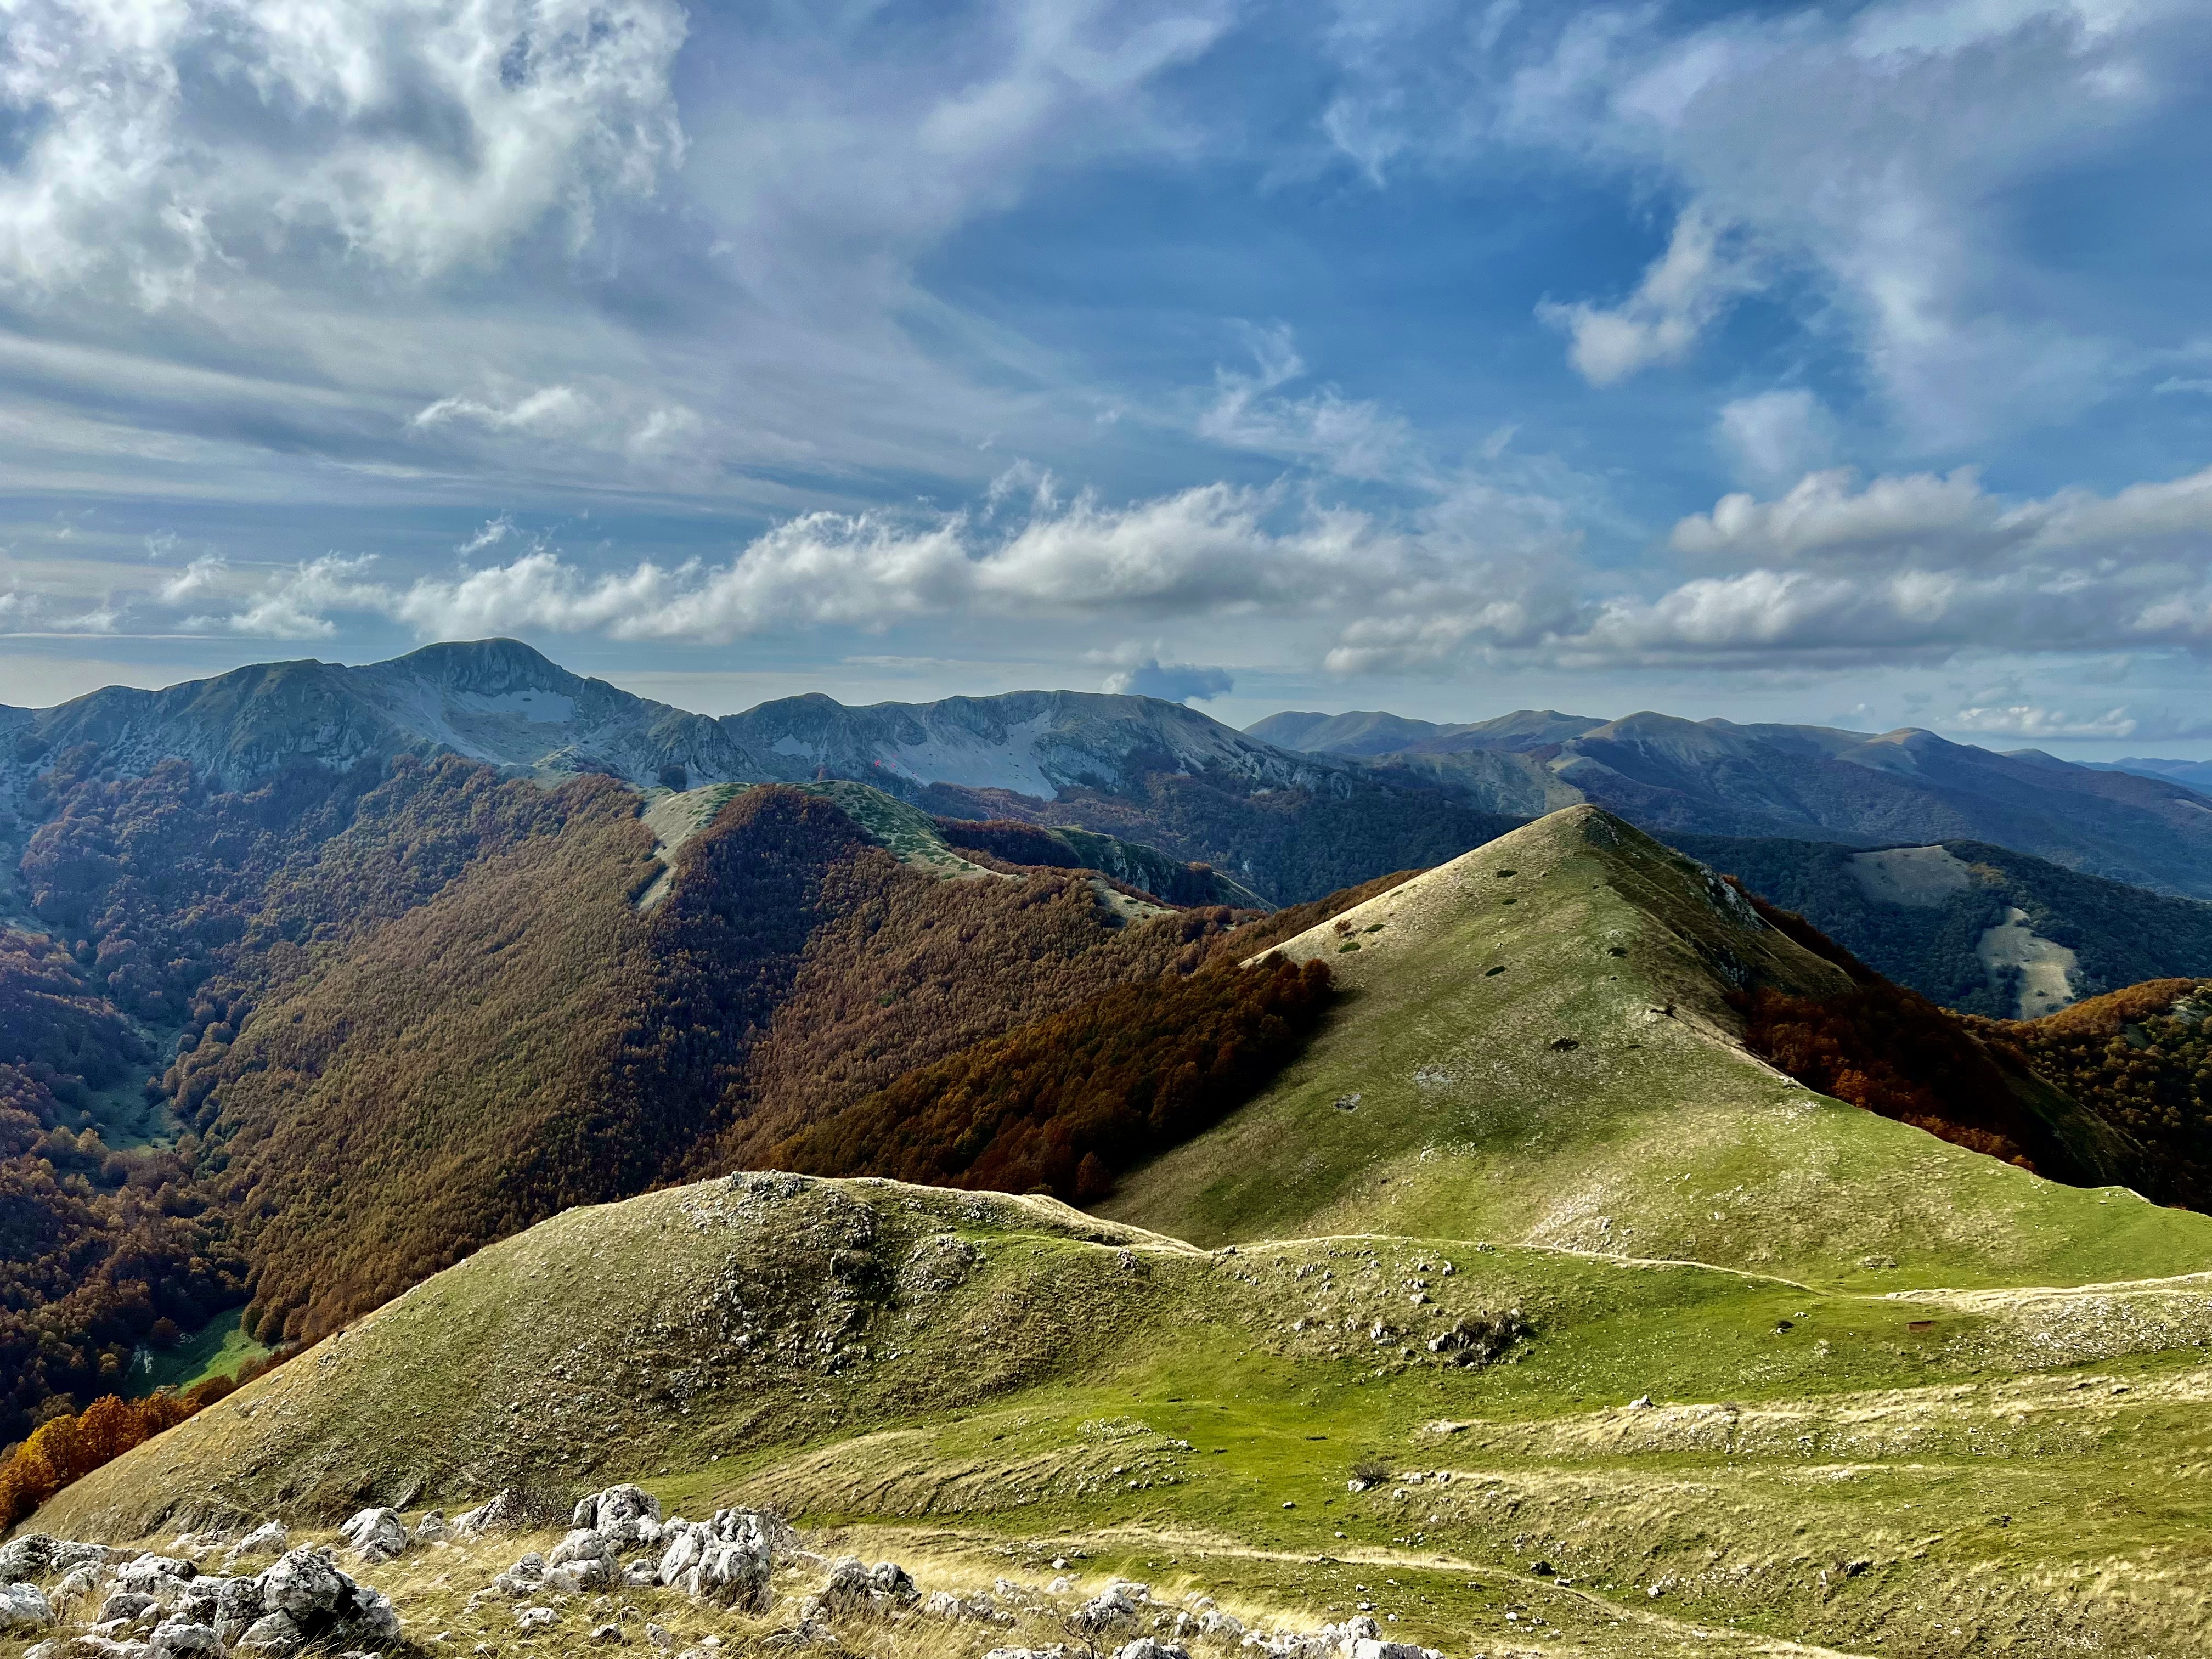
[452,1489,532,1537]
[1,1583,57,1632]
[413,1511,449,1544]
[116,1558,196,1594]
[657,1511,779,1611]
[545,1531,617,1593]
[573,1485,663,1548]
[801,1557,918,1622]
[337,1509,408,1565]
[148,1619,224,1657]
[1114,1641,1190,1659]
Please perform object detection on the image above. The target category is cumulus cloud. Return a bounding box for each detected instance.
[1948,704,2138,740]
[0,0,688,303]
[1572,462,2212,666]
[1538,210,1758,386]
[20,475,1571,668]
[1099,658,1234,702]
[183,555,388,639]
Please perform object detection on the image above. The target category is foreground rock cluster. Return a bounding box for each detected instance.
[2,1484,1454,1659]
[0,1528,397,1657]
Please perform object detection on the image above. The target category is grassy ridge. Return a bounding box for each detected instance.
[1101,807,2212,1289]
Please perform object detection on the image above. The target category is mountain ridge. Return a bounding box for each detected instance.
[1252,702,2212,899]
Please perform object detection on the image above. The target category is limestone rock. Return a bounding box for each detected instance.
[413,1511,449,1544]
[236,1611,308,1655]
[337,1509,408,1565]
[146,1621,222,1658]
[573,1485,663,1548]
[1,1582,57,1632]
[452,1490,531,1537]
[114,1560,195,1595]
[257,1552,347,1620]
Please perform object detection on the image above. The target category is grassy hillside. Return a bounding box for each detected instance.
[30,1167,2212,1658]
[1099,808,2212,1289]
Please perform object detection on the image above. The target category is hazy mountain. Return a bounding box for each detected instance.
[2090,755,2212,793]
[1258,704,2212,899]
[3,639,1340,801]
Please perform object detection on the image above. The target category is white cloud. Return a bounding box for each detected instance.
[189,554,387,639]
[1195,324,1417,482]
[458,515,517,556]
[1537,209,1757,386]
[414,388,592,436]
[1714,390,1836,488]
[1099,658,1234,701]
[0,0,688,303]
[1947,703,2138,740]
[1569,461,2212,666]
[159,554,229,604]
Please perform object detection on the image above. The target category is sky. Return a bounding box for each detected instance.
[3,0,2212,754]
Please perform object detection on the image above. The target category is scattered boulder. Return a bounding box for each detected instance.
[1349,1643,1435,1659]
[802,1557,917,1622]
[115,1560,195,1595]
[98,1592,160,1624]
[147,1620,222,1658]
[545,1531,617,1593]
[0,1538,120,1584]
[337,1509,407,1565]
[922,1589,1008,1624]
[658,1511,778,1611]
[2,1582,57,1633]
[490,1555,547,1599]
[1074,1583,1146,1637]
[573,1485,663,1548]
[516,1607,558,1632]
[412,1511,448,1544]
[236,1611,309,1654]
[1113,1641,1188,1659]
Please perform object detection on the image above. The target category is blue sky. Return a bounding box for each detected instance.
[3,0,2212,754]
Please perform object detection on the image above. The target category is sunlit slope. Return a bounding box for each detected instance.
[1099,806,2212,1287]
[36,1166,2212,1658]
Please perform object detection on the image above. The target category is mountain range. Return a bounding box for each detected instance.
[1250,705,2212,899]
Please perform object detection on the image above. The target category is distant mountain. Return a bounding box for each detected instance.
[0,641,1519,906]
[3,639,1339,800]
[1256,705,2212,900]
[2089,756,2212,793]
[1674,832,2212,1019]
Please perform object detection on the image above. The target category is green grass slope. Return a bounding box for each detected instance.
[29,1169,2212,1658]
[1098,806,2212,1289]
